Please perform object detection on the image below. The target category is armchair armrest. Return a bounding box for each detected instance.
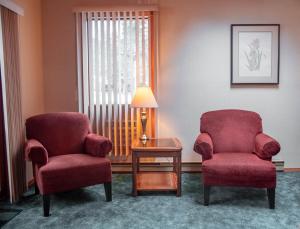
[85,134,112,157]
[193,133,213,160]
[25,139,48,166]
[255,133,280,159]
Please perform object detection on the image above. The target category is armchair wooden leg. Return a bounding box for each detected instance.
[104,182,112,202]
[34,182,39,195]
[204,185,210,206]
[43,195,50,217]
[267,188,275,209]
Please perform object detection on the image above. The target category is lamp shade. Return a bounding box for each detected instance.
[131,86,158,108]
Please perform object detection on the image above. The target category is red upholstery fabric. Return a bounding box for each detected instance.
[25,112,112,195]
[200,110,262,153]
[25,139,48,166]
[202,153,276,188]
[255,133,281,159]
[26,112,90,157]
[193,133,213,160]
[85,134,112,157]
[37,154,111,194]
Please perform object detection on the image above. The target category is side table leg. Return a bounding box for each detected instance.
[173,156,177,173]
[137,157,140,172]
[132,153,138,197]
[176,153,182,197]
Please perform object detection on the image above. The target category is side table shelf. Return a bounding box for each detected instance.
[136,172,178,191]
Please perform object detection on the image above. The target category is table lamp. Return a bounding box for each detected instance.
[131,86,158,141]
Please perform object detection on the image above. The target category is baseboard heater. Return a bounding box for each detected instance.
[112,160,284,173]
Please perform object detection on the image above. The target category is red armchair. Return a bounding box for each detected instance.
[24,112,113,216]
[194,110,280,208]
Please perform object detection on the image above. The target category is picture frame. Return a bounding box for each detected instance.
[231,24,280,84]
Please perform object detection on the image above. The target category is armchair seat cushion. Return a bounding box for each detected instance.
[37,154,112,195]
[202,153,276,188]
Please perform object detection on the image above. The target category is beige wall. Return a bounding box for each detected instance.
[14,0,44,119]
[13,0,45,182]
[42,0,300,168]
[42,0,138,112]
[158,0,300,168]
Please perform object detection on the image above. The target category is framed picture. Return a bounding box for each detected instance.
[231,24,280,84]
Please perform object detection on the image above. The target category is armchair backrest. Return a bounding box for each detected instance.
[26,112,90,157]
[200,109,262,153]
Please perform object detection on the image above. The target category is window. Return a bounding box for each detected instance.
[76,9,158,160]
[89,15,150,104]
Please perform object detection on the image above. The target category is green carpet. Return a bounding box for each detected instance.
[0,208,22,228]
[3,172,300,229]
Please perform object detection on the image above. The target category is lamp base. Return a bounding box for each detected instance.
[140,134,148,145]
[140,134,149,141]
[140,110,148,140]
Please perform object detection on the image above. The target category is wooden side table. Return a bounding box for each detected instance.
[131,138,182,197]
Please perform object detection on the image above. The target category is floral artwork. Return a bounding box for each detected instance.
[245,38,262,71]
[238,32,272,77]
[231,25,279,84]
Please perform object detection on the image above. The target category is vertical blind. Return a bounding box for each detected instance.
[76,8,158,159]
